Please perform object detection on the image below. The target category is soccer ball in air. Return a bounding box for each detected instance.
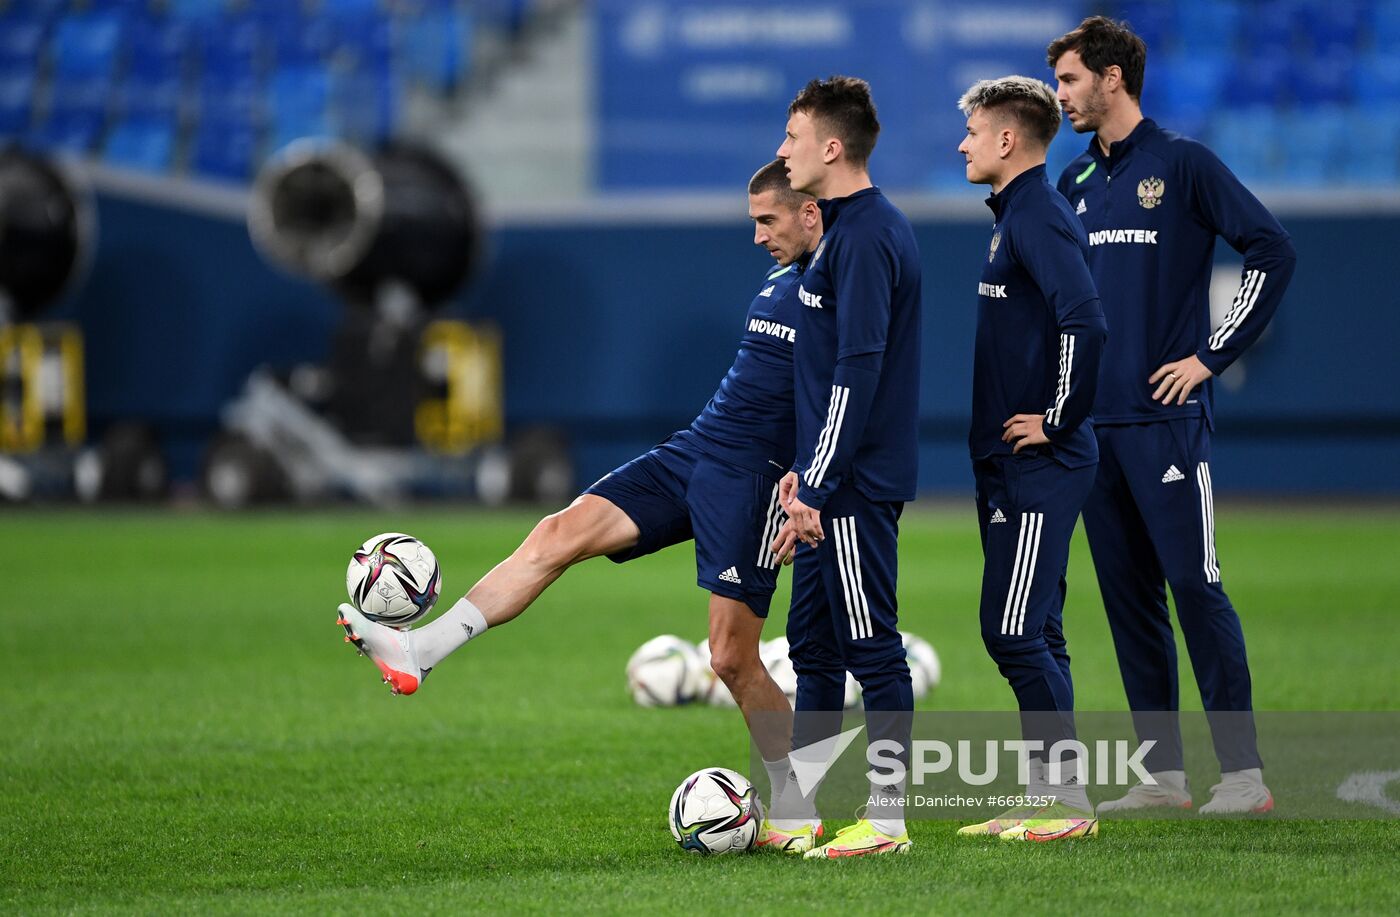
[668,767,761,855]
[627,635,704,706]
[345,532,442,628]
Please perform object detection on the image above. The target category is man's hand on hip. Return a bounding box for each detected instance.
[1150,354,1213,405]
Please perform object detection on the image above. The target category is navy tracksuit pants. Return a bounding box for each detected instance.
[786,483,912,780]
[975,450,1097,754]
[1083,418,1262,773]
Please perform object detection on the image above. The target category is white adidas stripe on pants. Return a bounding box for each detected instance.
[1196,462,1221,584]
[1001,512,1045,636]
[831,516,873,640]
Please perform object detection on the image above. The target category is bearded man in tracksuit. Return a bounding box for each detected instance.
[1048,16,1297,814]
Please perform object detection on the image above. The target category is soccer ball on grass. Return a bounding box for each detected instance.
[668,767,761,854]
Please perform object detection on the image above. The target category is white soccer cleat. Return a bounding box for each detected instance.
[1199,768,1274,815]
[1097,770,1193,813]
[337,602,430,696]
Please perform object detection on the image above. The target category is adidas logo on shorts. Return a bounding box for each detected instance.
[1162,464,1185,483]
[718,566,743,584]
[990,508,1007,524]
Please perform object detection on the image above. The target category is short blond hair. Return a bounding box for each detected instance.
[958,75,1062,149]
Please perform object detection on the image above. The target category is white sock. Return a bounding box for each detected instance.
[1041,758,1092,811]
[1026,758,1051,802]
[769,761,821,831]
[415,596,488,669]
[866,777,906,837]
[762,757,790,812]
[1153,769,1189,791]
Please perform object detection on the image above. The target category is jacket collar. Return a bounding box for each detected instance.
[984,164,1046,220]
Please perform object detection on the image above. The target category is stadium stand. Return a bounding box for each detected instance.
[0,1,1395,190]
[0,0,545,180]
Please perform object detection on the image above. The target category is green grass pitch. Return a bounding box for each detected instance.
[2,505,1398,914]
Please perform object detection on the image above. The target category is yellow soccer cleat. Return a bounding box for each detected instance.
[755,820,824,855]
[956,807,1040,837]
[997,803,1099,842]
[803,819,911,859]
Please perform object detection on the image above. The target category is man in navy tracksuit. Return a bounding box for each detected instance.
[1048,17,1297,814]
[953,76,1107,842]
[766,76,922,859]
[336,162,819,812]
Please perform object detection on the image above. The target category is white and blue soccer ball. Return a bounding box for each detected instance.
[668,766,761,855]
[345,532,441,628]
[627,635,704,707]
[901,631,942,700]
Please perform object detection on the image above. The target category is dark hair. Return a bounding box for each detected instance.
[1046,16,1147,101]
[788,75,880,167]
[747,159,812,207]
[958,76,1062,149]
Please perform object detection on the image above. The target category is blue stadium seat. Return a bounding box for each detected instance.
[126,14,191,86]
[0,16,48,76]
[1353,52,1400,106]
[1294,51,1355,107]
[52,13,126,81]
[1113,2,1175,54]
[268,66,331,149]
[1347,109,1400,183]
[114,74,182,124]
[1207,108,1278,186]
[4,0,68,18]
[327,10,394,73]
[200,15,260,84]
[1176,0,1241,53]
[0,72,35,136]
[1224,50,1290,107]
[191,119,259,181]
[400,4,473,92]
[1242,0,1297,55]
[332,65,401,144]
[1156,51,1228,118]
[1282,106,1348,186]
[31,103,107,154]
[1375,0,1400,50]
[167,0,226,23]
[1298,0,1363,54]
[104,116,177,172]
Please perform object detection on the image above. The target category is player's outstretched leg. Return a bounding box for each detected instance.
[337,494,640,694]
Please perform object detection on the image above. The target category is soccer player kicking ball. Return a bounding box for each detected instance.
[337,161,822,824]
[766,76,923,859]
[952,76,1106,842]
[1048,17,1296,814]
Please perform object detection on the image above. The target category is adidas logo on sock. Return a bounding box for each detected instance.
[1162,465,1185,483]
[718,566,743,584]
[990,508,1007,524]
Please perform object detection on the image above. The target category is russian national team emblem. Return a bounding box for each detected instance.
[1137,176,1165,209]
[988,230,1001,263]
